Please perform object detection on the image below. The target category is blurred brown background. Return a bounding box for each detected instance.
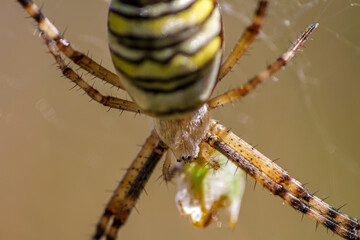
[1,1,359,240]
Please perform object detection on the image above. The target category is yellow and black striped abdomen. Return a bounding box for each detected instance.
[108,0,223,118]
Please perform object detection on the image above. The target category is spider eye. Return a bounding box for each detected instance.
[181,155,192,163]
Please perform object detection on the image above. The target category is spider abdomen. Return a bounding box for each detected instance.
[108,0,223,118]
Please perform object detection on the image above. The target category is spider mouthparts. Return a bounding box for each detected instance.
[180,155,193,164]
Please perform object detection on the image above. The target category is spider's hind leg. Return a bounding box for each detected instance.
[92,130,168,240]
[18,0,124,89]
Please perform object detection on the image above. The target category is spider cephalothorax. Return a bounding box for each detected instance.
[155,104,210,162]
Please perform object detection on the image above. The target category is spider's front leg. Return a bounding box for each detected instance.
[18,0,140,113]
[92,130,168,240]
[18,0,124,89]
[37,29,141,113]
[206,120,360,240]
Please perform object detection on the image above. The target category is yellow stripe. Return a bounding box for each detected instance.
[108,0,214,37]
[112,36,221,80]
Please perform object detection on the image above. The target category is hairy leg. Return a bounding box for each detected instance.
[206,120,359,240]
[217,0,268,83]
[209,23,318,109]
[18,0,124,89]
[92,130,168,240]
[39,29,140,113]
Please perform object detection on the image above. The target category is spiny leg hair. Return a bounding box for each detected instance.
[206,120,359,240]
[18,0,125,89]
[209,23,319,109]
[209,120,359,232]
[217,0,268,83]
[38,29,141,113]
[92,130,168,240]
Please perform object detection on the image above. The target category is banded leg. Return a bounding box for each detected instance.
[206,121,359,240]
[209,23,319,109]
[209,120,360,231]
[217,0,268,82]
[17,0,124,89]
[38,29,141,113]
[92,130,168,240]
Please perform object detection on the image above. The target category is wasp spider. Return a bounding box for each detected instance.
[15,0,359,240]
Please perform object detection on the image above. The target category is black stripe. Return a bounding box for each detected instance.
[327,208,359,231]
[133,75,198,93]
[345,230,359,240]
[108,23,199,50]
[323,217,338,232]
[302,192,313,202]
[109,35,219,65]
[109,0,196,20]
[111,218,124,228]
[113,55,217,94]
[108,5,215,50]
[19,0,46,23]
[114,63,208,93]
[328,206,339,219]
[116,0,173,7]
[114,56,216,93]
[289,198,310,214]
[34,12,45,24]
[18,0,30,7]
[127,143,165,198]
[273,185,286,196]
[113,57,214,84]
